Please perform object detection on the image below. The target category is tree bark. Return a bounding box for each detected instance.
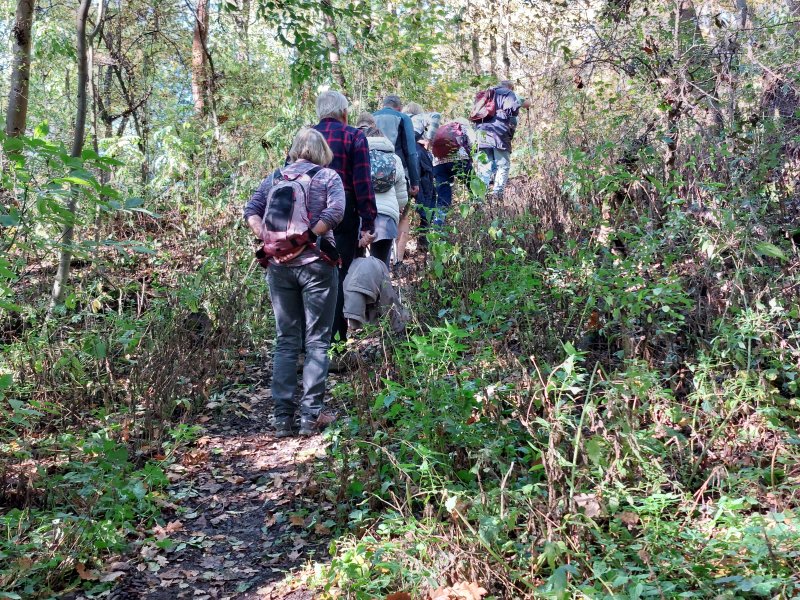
[788,0,800,39]
[5,0,36,137]
[735,0,748,28]
[323,12,348,94]
[235,0,250,61]
[191,0,209,115]
[50,0,92,307]
[500,0,511,78]
[471,28,481,75]
[488,23,497,79]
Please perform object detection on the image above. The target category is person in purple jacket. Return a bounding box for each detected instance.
[476,80,531,200]
[244,128,344,438]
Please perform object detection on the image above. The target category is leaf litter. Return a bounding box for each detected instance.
[91,362,337,599]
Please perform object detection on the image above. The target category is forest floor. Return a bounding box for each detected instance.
[95,359,337,600]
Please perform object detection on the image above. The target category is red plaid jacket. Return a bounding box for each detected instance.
[314,118,377,233]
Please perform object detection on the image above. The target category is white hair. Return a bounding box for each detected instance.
[403,102,423,115]
[316,90,349,120]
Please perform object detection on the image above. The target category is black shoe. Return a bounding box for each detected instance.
[298,410,338,436]
[272,417,294,438]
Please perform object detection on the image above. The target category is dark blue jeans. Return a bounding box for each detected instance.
[333,209,359,342]
[267,260,338,423]
[432,159,472,226]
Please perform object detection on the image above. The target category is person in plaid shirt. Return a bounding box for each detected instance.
[313,91,377,343]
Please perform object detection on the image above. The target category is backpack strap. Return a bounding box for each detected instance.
[282,165,323,182]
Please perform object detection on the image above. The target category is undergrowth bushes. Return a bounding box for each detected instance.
[0,132,270,596]
[316,181,800,597]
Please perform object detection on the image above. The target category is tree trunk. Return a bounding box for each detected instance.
[5,0,36,137]
[789,0,800,39]
[50,0,92,307]
[488,23,497,79]
[191,0,209,115]
[735,0,748,28]
[235,0,250,61]
[471,28,481,75]
[500,0,511,78]
[323,12,348,94]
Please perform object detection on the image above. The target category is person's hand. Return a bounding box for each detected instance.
[409,185,420,197]
[247,215,266,240]
[359,231,376,248]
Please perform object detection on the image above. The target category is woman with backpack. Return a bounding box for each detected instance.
[355,112,409,268]
[243,127,345,438]
[430,117,476,225]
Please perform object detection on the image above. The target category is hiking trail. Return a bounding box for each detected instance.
[101,359,338,600]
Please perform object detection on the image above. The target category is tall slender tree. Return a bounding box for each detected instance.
[50,0,93,306]
[5,0,36,137]
[191,0,210,115]
[323,11,348,94]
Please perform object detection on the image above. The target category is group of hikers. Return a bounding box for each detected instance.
[244,80,530,438]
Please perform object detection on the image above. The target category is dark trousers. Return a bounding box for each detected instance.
[267,261,337,422]
[332,214,359,343]
[370,238,393,268]
[431,159,472,227]
[433,159,472,210]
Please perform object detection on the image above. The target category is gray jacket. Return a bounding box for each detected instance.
[343,257,409,333]
[411,112,441,141]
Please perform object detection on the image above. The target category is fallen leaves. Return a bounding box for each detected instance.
[313,521,332,535]
[574,492,603,518]
[289,514,307,527]
[100,570,127,583]
[153,520,183,540]
[182,448,209,466]
[114,371,338,598]
[75,562,98,581]
[618,511,640,528]
[429,581,488,600]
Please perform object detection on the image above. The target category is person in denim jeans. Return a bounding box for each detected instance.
[475,80,530,199]
[244,128,345,437]
[431,118,476,229]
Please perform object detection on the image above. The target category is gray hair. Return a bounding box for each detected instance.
[288,127,333,166]
[382,94,403,110]
[403,102,423,116]
[498,79,514,90]
[355,111,383,137]
[316,90,349,120]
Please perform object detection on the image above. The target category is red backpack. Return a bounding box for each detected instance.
[469,87,497,122]
[431,122,469,159]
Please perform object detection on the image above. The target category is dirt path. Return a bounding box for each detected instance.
[104,361,336,600]
[89,255,424,600]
